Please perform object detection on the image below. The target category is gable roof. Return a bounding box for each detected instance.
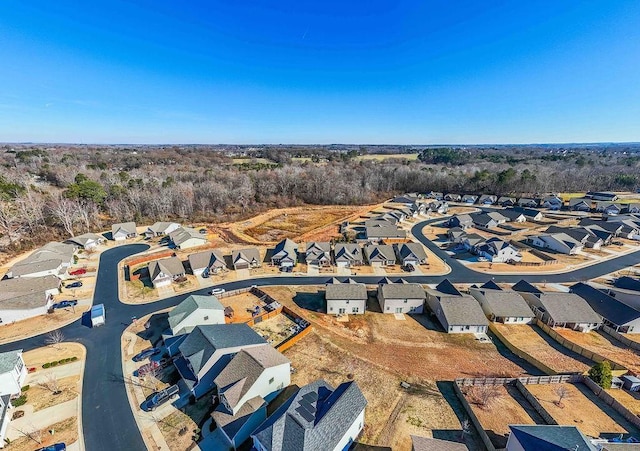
[615,276,640,292]
[481,280,502,290]
[511,207,543,218]
[439,295,490,327]
[178,324,266,375]
[365,221,406,239]
[500,209,527,221]
[149,256,185,280]
[364,244,396,262]
[168,294,225,333]
[333,243,363,262]
[571,282,640,326]
[435,279,463,296]
[512,280,542,294]
[534,293,602,324]
[147,221,180,234]
[397,242,428,262]
[169,227,206,246]
[0,350,22,374]
[325,280,367,301]
[471,213,499,227]
[188,250,226,271]
[273,238,298,258]
[64,233,104,247]
[472,288,534,318]
[305,242,331,260]
[112,222,137,236]
[379,281,425,300]
[232,248,261,265]
[9,242,76,277]
[508,425,596,451]
[252,379,367,451]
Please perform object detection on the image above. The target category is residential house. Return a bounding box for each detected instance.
[499,209,527,223]
[148,256,185,288]
[425,200,449,214]
[605,282,640,312]
[444,193,461,202]
[571,282,640,334]
[411,435,467,451]
[425,192,444,200]
[425,280,489,334]
[169,227,208,250]
[587,191,619,201]
[461,194,477,204]
[325,278,367,315]
[364,244,396,267]
[395,242,428,266]
[541,195,563,210]
[461,233,485,252]
[545,226,603,249]
[363,221,406,243]
[231,248,261,270]
[111,221,137,241]
[627,203,640,214]
[497,196,516,207]
[174,324,267,398]
[390,194,420,204]
[478,194,497,205]
[251,379,367,451]
[447,214,473,230]
[333,244,364,268]
[64,233,105,250]
[475,238,522,263]
[513,280,602,332]
[517,198,539,208]
[469,281,534,324]
[0,350,27,397]
[0,276,60,323]
[527,233,584,255]
[505,425,596,451]
[409,201,427,216]
[510,207,544,221]
[6,242,76,279]
[471,212,507,230]
[270,239,298,268]
[167,294,226,337]
[188,250,227,276]
[144,221,181,238]
[569,197,592,211]
[305,242,332,267]
[212,345,290,449]
[377,279,426,314]
[596,202,623,216]
[447,227,466,244]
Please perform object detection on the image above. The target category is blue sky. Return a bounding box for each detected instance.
[0,1,639,144]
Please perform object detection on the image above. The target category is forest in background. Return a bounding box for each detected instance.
[1,143,639,255]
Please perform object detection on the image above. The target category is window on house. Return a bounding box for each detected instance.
[204,316,209,321]
[386,306,390,310]
[352,307,359,313]
[329,307,333,311]
[465,325,470,330]
[269,377,274,384]
[404,300,407,303]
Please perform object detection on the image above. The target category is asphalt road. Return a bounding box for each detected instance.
[1,218,639,450]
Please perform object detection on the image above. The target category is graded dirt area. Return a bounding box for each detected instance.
[492,324,592,374]
[525,383,638,438]
[220,291,263,323]
[554,329,640,374]
[156,397,211,451]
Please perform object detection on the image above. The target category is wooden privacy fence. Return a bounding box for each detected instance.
[276,325,312,352]
[453,382,497,451]
[514,379,558,425]
[602,325,640,354]
[217,287,252,299]
[125,250,176,268]
[244,306,283,327]
[582,376,640,429]
[455,374,578,387]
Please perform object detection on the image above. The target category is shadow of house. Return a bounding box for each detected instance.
[293,291,325,312]
[263,249,274,265]
[131,267,154,288]
[411,313,446,332]
[487,330,546,376]
[223,254,234,270]
[103,231,113,241]
[137,312,170,346]
[366,291,383,313]
[529,325,594,369]
[434,381,483,449]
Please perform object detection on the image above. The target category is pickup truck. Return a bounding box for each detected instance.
[146,385,179,411]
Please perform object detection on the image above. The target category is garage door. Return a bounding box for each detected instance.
[235,263,249,270]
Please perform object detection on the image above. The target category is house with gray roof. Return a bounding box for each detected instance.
[528,232,584,255]
[461,233,486,252]
[425,280,489,334]
[569,197,592,211]
[333,243,364,268]
[395,242,428,266]
[364,244,396,267]
[587,191,618,202]
[517,198,539,208]
[174,324,266,398]
[475,237,522,263]
[0,275,60,323]
[506,425,596,451]
[212,345,290,449]
[596,202,623,216]
[305,242,331,267]
[444,193,461,202]
[469,282,534,324]
[513,283,602,332]
[510,207,544,221]
[0,350,27,398]
[545,226,604,249]
[251,379,367,451]
[325,279,367,315]
[144,221,181,238]
[167,294,226,337]
[447,227,466,244]
[499,209,527,223]
[363,221,406,242]
[64,232,105,250]
[188,249,227,276]
[541,195,563,210]
[232,248,261,270]
[462,194,477,204]
[471,212,507,230]
[411,435,467,451]
[148,256,185,288]
[270,239,298,268]
[478,194,497,205]
[111,221,137,241]
[377,279,426,314]
[169,227,208,250]
[498,196,516,207]
[7,242,76,279]
[447,214,473,230]
[570,283,640,334]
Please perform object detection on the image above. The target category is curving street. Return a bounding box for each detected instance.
[1,218,639,450]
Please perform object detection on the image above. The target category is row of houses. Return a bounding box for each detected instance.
[325,278,427,315]
[158,295,367,450]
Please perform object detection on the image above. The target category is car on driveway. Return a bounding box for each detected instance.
[402,264,415,272]
[209,288,225,296]
[65,281,83,288]
[36,444,66,451]
[145,385,179,411]
[53,300,78,309]
[133,348,161,362]
[136,358,171,377]
[69,268,87,276]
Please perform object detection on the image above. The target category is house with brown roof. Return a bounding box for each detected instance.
[231,248,261,271]
[148,257,185,288]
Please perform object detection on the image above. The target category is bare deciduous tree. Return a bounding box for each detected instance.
[38,373,61,395]
[48,194,79,237]
[12,424,43,445]
[45,330,65,350]
[466,385,502,409]
[554,385,571,408]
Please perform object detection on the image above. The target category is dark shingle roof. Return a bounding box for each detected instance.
[435,279,462,296]
[411,435,468,451]
[570,283,640,326]
[512,280,542,294]
[168,294,224,333]
[508,425,596,451]
[615,276,640,293]
[325,281,367,301]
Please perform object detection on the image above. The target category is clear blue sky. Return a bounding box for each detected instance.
[1,1,639,144]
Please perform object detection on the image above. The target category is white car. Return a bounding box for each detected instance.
[209,288,226,296]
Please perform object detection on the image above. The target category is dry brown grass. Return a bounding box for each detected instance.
[22,342,85,368]
[28,375,80,411]
[156,397,211,451]
[0,310,84,345]
[5,417,78,451]
[221,291,263,323]
[607,388,640,415]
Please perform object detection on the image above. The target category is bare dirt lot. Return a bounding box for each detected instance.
[27,374,80,411]
[554,329,640,373]
[526,383,639,438]
[220,291,264,323]
[493,324,592,374]
[252,313,298,347]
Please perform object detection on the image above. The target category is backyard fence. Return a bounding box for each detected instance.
[455,374,578,387]
[513,379,558,425]
[582,376,640,429]
[453,382,497,451]
[601,325,640,354]
[124,250,176,268]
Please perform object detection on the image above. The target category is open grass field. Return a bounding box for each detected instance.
[554,329,640,373]
[355,153,420,161]
[525,383,639,438]
[492,324,592,374]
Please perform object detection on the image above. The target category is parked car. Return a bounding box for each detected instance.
[133,348,161,362]
[53,300,78,309]
[137,358,170,377]
[65,281,83,288]
[209,288,225,296]
[36,444,66,451]
[146,385,180,411]
[69,268,87,276]
[402,264,415,272]
[199,228,207,234]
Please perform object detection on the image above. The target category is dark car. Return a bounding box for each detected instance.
[402,264,415,272]
[36,444,66,451]
[146,385,179,411]
[199,228,207,234]
[53,300,78,309]
[133,348,161,362]
[65,281,83,289]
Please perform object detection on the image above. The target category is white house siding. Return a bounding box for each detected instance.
[152,276,173,288]
[332,408,365,451]
[445,324,488,334]
[0,306,49,324]
[229,364,290,416]
[335,261,350,268]
[112,231,129,241]
[0,403,10,449]
[172,309,226,335]
[326,299,366,315]
[191,266,206,276]
[12,265,65,279]
[500,316,533,325]
[176,238,207,250]
[380,298,424,314]
[0,359,27,397]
